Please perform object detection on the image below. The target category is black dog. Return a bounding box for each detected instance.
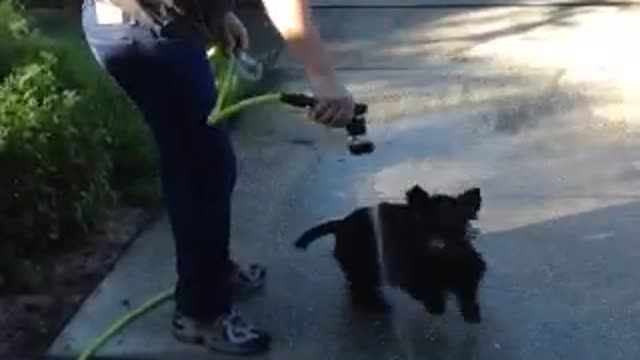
[294,185,487,323]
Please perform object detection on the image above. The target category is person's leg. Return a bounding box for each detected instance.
[181,77,266,300]
[153,37,236,317]
[80,3,220,318]
[80,0,270,353]
[157,39,267,317]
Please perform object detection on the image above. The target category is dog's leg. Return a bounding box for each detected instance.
[349,283,389,313]
[336,247,390,313]
[334,240,390,312]
[330,208,391,313]
[421,291,446,316]
[333,247,388,312]
[455,285,481,323]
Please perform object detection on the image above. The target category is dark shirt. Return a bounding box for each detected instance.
[107,0,235,43]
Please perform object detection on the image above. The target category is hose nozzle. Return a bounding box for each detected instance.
[346,115,375,155]
[280,93,374,155]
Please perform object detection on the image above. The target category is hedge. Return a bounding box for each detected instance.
[0,1,159,287]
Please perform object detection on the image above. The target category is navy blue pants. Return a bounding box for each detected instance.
[81,0,236,320]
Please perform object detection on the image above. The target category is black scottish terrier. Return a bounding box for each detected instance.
[294,185,487,323]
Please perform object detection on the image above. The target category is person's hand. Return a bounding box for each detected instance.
[308,75,355,128]
[221,12,249,54]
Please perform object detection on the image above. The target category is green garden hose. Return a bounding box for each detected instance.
[76,289,175,360]
[207,46,278,125]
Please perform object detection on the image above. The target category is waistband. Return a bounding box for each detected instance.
[86,0,214,45]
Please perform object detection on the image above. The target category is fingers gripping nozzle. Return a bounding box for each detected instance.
[280,93,375,155]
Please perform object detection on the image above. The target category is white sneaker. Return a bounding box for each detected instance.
[172,308,271,354]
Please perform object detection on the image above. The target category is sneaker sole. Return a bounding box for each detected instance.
[172,328,271,355]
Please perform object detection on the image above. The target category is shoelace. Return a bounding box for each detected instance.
[225,310,248,328]
[222,309,261,343]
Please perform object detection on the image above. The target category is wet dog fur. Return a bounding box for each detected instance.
[294,185,487,323]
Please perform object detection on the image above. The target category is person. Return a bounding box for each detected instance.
[80,0,354,355]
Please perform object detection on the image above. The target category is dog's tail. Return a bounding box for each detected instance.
[294,220,341,249]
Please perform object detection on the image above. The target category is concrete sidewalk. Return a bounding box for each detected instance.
[49,3,640,360]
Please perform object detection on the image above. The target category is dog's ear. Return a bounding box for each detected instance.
[406,185,430,207]
[457,187,481,220]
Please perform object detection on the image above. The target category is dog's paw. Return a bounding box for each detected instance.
[422,296,446,316]
[460,303,482,323]
[463,313,481,323]
[355,300,391,314]
[425,305,446,316]
[350,289,391,313]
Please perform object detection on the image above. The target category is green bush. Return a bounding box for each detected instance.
[0,1,35,77]
[14,0,81,10]
[0,53,115,256]
[0,1,160,284]
[40,31,160,206]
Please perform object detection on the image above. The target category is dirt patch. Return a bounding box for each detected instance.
[0,206,160,360]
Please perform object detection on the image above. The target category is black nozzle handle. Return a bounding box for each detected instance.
[280,93,367,116]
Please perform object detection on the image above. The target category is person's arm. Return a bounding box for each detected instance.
[260,0,354,127]
[261,0,335,93]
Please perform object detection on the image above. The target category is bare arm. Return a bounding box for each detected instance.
[261,0,335,88]
[260,0,354,126]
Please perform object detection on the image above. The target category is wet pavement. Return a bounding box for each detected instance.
[48,3,640,360]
